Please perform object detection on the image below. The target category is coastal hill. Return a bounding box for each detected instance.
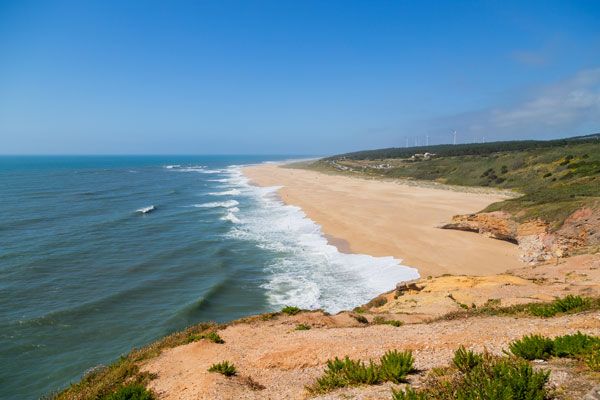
[52,136,600,400]
[308,134,600,263]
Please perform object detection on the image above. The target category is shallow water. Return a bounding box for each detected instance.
[0,156,418,399]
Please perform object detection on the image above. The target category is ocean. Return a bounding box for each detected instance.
[0,156,418,399]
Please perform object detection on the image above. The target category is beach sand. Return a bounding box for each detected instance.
[243,163,521,277]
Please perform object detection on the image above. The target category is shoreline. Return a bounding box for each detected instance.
[242,162,521,278]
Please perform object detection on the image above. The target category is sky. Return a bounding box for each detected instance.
[0,0,599,155]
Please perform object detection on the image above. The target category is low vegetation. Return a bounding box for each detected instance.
[373,316,403,327]
[509,332,600,363]
[51,322,215,399]
[307,136,600,228]
[392,349,549,400]
[452,346,484,373]
[281,306,301,315]
[508,334,555,360]
[208,361,237,377]
[187,331,225,344]
[103,384,154,400]
[295,323,311,331]
[433,295,600,322]
[308,350,415,394]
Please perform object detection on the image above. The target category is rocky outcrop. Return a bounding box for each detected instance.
[440,211,518,243]
[441,207,600,264]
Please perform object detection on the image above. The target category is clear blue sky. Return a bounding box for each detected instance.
[1,0,599,155]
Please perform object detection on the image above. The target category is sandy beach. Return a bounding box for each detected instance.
[243,163,521,278]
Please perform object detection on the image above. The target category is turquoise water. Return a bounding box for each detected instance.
[0,156,418,399]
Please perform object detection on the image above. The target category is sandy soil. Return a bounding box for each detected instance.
[144,311,600,400]
[243,163,520,278]
[143,254,600,399]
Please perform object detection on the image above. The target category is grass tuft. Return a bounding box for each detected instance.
[379,350,415,383]
[103,384,154,400]
[295,323,311,331]
[281,306,301,315]
[432,295,600,322]
[308,350,415,394]
[452,346,483,373]
[208,361,237,377]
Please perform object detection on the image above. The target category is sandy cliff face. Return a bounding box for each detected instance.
[441,207,600,263]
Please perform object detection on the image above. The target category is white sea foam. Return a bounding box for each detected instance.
[221,212,241,223]
[136,205,156,214]
[222,165,419,313]
[207,178,229,183]
[164,164,223,174]
[209,189,241,196]
[194,200,239,208]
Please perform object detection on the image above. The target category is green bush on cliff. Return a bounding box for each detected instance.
[509,334,554,360]
[552,332,600,358]
[586,347,600,371]
[295,323,311,330]
[392,351,549,400]
[103,384,154,400]
[529,295,590,317]
[452,346,483,373]
[281,306,301,315]
[208,361,237,377]
[379,350,415,383]
[373,316,403,327]
[309,350,415,393]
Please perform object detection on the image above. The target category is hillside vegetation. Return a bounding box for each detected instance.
[308,136,600,228]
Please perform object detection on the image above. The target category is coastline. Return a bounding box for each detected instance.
[242,162,521,278]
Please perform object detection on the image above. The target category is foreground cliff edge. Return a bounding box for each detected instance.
[52,254,600,399]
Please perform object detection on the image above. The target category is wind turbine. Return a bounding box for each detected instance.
[452,130,457,145]
[426,134,429,146]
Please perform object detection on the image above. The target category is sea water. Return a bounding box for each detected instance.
[0,156,418,399]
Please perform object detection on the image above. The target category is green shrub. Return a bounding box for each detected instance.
[188,331,224,344]
[390,353,549,400]
[552,332,600,358]
[528,303,558,317]
[379,350,415,383]
[459,358,549,400]
[204,331,225,344]
[281,306,301,315]
[295,323,311,331]
[529,295,590,317]
[509,335,554,360]
[585,347,600,371]
[208,361,237,377]
[452,346,483,373]
[372,316,403,327]
[309,350,416,393]
[392,386,427,400]
[103,384,154,400]
[310,356,381,393]
[342,359,381,385]
[552,295,589,313]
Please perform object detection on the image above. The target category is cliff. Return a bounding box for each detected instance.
[441,205,600,263]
